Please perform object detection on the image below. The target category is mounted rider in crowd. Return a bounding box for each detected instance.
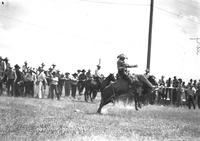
[94,65,102,85]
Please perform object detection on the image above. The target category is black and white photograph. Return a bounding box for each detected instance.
[0,0,200,140]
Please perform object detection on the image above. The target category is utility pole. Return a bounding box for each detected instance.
[146,0,154,73]
[190,37,200,55]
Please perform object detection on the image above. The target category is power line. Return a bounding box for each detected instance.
[0,13,66,36]
[0,13,44,29]
[154,5,200,25]
[176,0,200,10]
[79,0,149,7]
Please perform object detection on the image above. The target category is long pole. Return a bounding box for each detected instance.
[146,0,154,73]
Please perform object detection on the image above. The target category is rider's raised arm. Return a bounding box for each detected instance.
[126,64,138,68]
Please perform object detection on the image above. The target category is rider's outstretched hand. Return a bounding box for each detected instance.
[128,64,138,68]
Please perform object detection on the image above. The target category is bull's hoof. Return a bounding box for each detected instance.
[97,111,102,114]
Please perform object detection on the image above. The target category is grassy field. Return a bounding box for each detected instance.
[0,95,200,141]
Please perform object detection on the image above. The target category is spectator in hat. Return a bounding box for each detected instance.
[14,64,24,97]
[78,69,87,95]
[4,57,10,70]
[41,63,45,69]
[49,71,60,100]
[86,69,92,80]
[52,64,56,69]
[5,66,15,96]
[145,69,150,76]
[58,73,65,96]
[172,76,179,105]
[22,61,28,75]
[0,56,6,95]
[36,67,47,99]
[165,77,172,102]
[64,72,71,97]
[187,84,196,109]
[24,69,35,97]
[71,73,78,98]
[196,85,200,109]
[176,80,183,107]
[158,76,166,100]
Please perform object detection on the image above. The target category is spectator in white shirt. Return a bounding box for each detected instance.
[37,67,47,99]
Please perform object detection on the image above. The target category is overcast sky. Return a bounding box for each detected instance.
[0,0,200,81]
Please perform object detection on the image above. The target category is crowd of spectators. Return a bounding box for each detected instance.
[156,75,200,109]
[0,56,102,100]
[0,56,200,110]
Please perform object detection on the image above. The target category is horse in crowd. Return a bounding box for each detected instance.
[84,73,115,102]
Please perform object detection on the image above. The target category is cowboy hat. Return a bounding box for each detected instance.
[117,53,127,59]
[65,72,70,75]
[4,57,8,61]
[145,69,150,73]
[14,64,20,69]
[72,73,78,76]
[38,67,44,72]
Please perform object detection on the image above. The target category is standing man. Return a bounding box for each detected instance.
[176,80,183,107]
[58,73,65,97]
[187,84,196,109]
[0,56,5,95]
[24,69,35,97]
[86,69,92,80]
[14,64,24,97]
[78,69,87,95]
[158,76,166,100]
[50,64,56,74]
[172,76,179,105]
[71,73,78,99]
[49,71,60,100]
[64,72,71,97]
[41,63,45,69]
[165,77,172,101]
[37,67,47,99]
[22,61,28,75]
[196,85,200,109]
[5,66,15,96]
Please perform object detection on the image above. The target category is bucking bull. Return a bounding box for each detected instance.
[97,74,155,114]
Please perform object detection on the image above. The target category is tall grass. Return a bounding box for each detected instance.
[0,96,200,141]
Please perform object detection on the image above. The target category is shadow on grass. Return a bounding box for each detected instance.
[72,100,98,105]
[85,110,123,118]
